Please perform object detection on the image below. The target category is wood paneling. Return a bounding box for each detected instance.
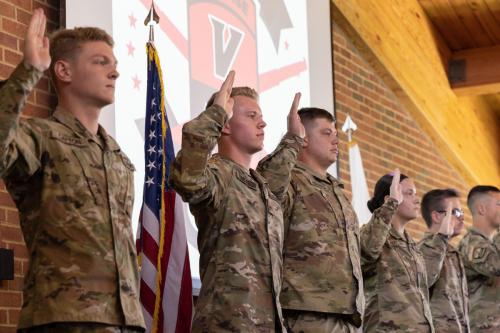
[419,0,500,51]
[450,45,500,96]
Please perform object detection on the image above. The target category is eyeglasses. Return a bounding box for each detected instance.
[437,208,464,219]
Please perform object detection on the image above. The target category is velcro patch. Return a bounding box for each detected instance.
[472,247,486,260]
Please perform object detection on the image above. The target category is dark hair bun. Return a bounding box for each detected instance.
[367,199,377,213]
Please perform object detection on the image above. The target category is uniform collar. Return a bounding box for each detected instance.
[294,161,344,188]
[213,154,268,189]
[213,154,251,174]
[469,227,492,241]
[422,232,458,252]
[52,108,120,151]
[389,225,415,244]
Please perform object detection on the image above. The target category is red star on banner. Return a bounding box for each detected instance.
[132,74,141,90]
[129,13,137,28]
[127,41,135,56]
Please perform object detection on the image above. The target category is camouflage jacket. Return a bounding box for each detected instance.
[169,105,302,332]
[458,228,500,332]
[258,160,364,325]
[360,199,434,333]
[418,233,470,333]
[0,63,145,329]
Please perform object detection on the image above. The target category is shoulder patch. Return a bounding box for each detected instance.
[472,247,486,260]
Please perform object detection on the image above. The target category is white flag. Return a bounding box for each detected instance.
[348,142,372,225]
[342,115,372,225]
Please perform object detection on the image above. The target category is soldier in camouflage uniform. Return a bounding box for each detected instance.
[258,107,364,333]
[0,10,145,333]
[361,171,434,333]
[459,185,500,332]
[418,189,470,333]
[169,71,305,332]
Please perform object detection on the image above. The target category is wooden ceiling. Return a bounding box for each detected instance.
[420,0,500,51]
[419,0,500,112]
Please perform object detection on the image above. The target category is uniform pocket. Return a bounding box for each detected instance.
[49,133,98,207]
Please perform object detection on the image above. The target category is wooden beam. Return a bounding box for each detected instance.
[450,45,500,96]
[331,0,500,186]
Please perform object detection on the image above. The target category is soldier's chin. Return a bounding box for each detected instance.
[406,212,418,220]
[453,228,463,237]
[250,145,263,154]
[97,96,115,108]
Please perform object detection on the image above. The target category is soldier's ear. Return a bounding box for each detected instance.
[221,121,231,135]
[431,211,442,225]
[476,202,486,216]
[302,136,309,148]
[53,60,72,83]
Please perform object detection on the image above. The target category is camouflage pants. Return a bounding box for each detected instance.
[17,322,145,333]
[283,310,360,333]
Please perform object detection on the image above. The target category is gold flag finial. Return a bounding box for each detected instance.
[144,1,160,42]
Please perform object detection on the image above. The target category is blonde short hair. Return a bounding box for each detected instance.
[206,86,259,108]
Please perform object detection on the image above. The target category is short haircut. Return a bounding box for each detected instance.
[421,188,459,228]
[206,86,259,108]
[0,80,5,89]
[297,107,335,127]
[367,172,409,213]
[467,185,500,214]
[49,27,114,85]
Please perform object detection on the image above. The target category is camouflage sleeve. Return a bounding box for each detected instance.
[256,133,303,201]
[0,62,44,178]
[460,233,500,277]
[417,233,448,286]
[281,181,296,239]
[168,104,228,207]
[360,198,399,266]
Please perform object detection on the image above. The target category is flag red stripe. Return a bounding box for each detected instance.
[175,248,193,333]
[157,191,176,333]
[140,280,157,316]
[140,228,160,266]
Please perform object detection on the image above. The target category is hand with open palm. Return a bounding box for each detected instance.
[389,168,403,204]
[438,201,454,237]
[24,8,51,72]
[213,70,235,119]
[287,92,305,139]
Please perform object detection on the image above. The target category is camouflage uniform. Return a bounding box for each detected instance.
[169,104,303,332]
[257,161,363,332]
[458,228,500,332]
[0,63,145,331]
[418,233,470,333]
[360,199,434,333]
[18,322,144,333]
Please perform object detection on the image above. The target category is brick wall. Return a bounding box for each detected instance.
[0,1,59,332]
[0,3,471,331]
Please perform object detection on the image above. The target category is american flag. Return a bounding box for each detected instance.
[136,42,193,333]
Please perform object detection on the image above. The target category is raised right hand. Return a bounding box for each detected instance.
[213,70,235,119]
[389,168,403,204]
[24,8,51,72]
[287,92,305,138]
[438,201,454,237]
